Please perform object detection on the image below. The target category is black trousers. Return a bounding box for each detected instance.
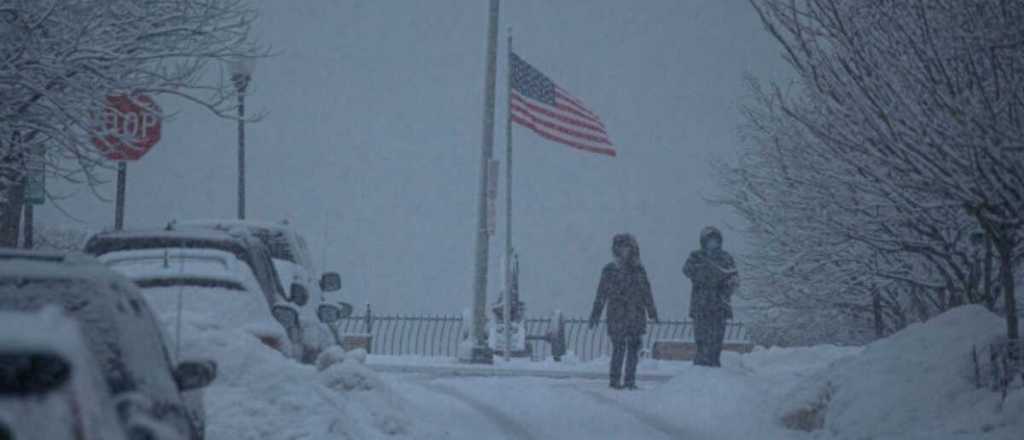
[694,316,727,367]
[610,335,642,386]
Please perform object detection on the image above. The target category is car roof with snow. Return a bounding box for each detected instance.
[177,218,293,233]
[84,227,287,304]
[84,228,251,254]
[174,219,318,271]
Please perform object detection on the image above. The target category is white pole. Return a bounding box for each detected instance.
[503,27,514,362]
[466,0,501,364]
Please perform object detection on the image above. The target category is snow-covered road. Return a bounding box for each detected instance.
[391,374,692,440]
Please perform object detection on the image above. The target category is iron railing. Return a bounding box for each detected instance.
[330,313,750,362]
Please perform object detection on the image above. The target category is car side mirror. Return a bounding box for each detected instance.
[317,302,354,324]
[174,359,217,392]
[289,283,309,307]
[320,272,341,292]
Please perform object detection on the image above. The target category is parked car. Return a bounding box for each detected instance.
[176,220,344,359]
[0,306,128,440]
[83,227,313,360]
[175,219,338,300]
[0,250,216,440]
[98,247,295,357]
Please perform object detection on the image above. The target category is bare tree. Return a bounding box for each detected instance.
[731,0,1024,341]
[0,0,267,245]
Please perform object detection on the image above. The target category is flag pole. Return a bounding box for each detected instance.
[465,0,500,364]
[503,26,514,362]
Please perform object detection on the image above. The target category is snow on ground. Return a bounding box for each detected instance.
[809,305,1024,439]
[148,304,1022,440]
[606,305,1023,440]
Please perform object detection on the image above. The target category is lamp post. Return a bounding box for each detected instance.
[228,58,255,220]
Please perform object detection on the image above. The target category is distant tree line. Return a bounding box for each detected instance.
[718,0,1023,345]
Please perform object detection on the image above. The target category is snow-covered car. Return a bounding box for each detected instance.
[97,247,295,358]
[0,307,127,440]
[83,227,313,360]
[176,219,344,360]
[0,250,216,440]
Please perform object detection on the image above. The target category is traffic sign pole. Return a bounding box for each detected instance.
[114,162,126,230]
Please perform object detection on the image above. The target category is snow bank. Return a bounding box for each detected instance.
[811,305,1024,439]
[164,314,421,440]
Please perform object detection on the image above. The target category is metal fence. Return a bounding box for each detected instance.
[330,313,750,362]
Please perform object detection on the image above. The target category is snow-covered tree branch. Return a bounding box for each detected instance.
[0,0,266,245]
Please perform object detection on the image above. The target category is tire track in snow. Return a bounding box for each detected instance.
[573,386,693,439]
[414,380,537,440]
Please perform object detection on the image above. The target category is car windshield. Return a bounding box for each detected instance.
[0,278,133,394]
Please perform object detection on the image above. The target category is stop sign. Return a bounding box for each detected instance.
[91,95,162,161]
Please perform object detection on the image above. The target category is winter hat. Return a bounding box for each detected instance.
[700,226,723,249]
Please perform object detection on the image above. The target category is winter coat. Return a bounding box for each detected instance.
[591,261,659,338]
[684,227,738,320]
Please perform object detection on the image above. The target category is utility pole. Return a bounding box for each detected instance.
[465,0,501,364]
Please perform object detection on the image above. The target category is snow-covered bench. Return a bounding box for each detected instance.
[651,339,754,361]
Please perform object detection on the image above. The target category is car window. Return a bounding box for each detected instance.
[104,282,190,428]
[296,235,317,274]
[237,240,287,304]
[249,227,298,263]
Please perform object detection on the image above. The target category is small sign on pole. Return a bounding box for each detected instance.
[25,163,44,205]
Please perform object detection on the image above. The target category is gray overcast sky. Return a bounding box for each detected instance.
[39,0,789,318]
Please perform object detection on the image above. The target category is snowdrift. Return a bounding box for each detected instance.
[161,313,412,440]
[809,305,1023,439]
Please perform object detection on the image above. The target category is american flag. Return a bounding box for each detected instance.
[510,52,616,157]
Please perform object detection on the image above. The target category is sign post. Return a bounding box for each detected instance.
[22,146,45,248]
[91,95,162,230]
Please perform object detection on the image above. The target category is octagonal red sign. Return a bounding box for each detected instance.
[91,95,162,161]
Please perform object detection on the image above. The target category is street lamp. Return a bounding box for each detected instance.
[227,57,255,220]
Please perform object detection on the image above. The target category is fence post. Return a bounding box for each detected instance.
[365,303,373,334]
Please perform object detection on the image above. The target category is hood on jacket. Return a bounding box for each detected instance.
[612,233,641,266]
[700,226,723,250]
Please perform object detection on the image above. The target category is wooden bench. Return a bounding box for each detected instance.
[651,340,754,361]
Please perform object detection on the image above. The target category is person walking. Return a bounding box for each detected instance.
[683,226,738,367]
[590,233,659,389]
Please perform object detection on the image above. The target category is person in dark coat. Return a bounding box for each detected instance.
[590,233,659,389]
[683,226,738,367]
